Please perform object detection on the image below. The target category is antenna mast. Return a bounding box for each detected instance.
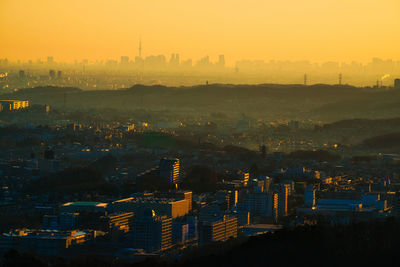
[139,38,142,58]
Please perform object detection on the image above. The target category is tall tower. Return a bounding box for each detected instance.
[304,74,307,86]
[139,39,142,58]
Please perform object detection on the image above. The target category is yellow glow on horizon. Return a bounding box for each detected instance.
[1,0,399,65]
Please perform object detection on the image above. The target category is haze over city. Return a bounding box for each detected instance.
[1,0,400,64]
[1,1,400,266]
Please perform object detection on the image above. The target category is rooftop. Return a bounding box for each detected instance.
[62,201,107,207]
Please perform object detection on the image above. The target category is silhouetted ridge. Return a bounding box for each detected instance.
[361,132,400,149]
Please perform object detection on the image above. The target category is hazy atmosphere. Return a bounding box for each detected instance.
[1,0,400,64]
[1,1,400,266]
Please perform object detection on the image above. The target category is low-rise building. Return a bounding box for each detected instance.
[132,210,172,252]
[0,229,96,256]
[199,215,238,245]
[111,197,189,219]
[0,100,29,111]
[59,202,108,214]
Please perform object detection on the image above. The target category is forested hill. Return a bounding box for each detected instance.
[1,84,400,122]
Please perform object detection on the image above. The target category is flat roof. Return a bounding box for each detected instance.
[62,201,107,207]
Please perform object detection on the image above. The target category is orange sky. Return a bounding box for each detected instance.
[1,0,399,65]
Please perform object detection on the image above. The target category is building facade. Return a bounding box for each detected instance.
[199,215,238,245]
[0,100,29,111]
[159,158,180,184]
[132,210,172,252]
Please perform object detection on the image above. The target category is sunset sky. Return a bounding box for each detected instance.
[1,0,399,65]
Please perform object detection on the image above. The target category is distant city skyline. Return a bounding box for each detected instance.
[2,55,400,69]
[1,0,400,65]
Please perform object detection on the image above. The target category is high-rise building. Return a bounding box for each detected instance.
[217,55,225,67]
[159,158,180,184]
[57,70,62,79]
[265,177,273,192]
[172,221,189,244]
[169,54,176,64]
[395,79,400,88]
[277,184,290,217]
[304,185,316,208]
[238,192,268,217]
[215,190,237,211]
[237,171,249,186]
[47,56,54,64]
[282,180,295,196]
[237,191,278,219]
[233,210,250,226]
[132,210,172,252]
[120,56,129,65]
[186,216,198,240]
[199,215,238,245]
[270,192,279,222]
[18,70,25,80]
[169,53,180,66]
[49,69,56,79]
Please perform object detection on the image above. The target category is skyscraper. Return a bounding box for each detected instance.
[120,56,129,65]
[159,158,180,184]
[217,55,225,67]
[49,69,56,79]
[170,54,176,64]
[395,79,400,88]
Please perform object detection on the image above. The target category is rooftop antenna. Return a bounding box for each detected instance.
[339,73,342,85]
[304,74,307,86]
